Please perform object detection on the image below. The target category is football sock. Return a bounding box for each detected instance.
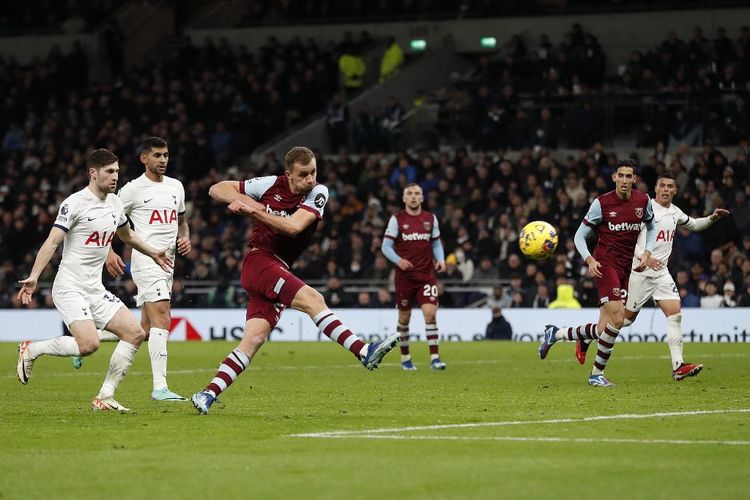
[397,322,410,360]
[313,309,367,359]
[426,322,440,359]
[206,348,249,398]
[555,323,598,341]
[591,323,619,375]
[98,341,138,398]
[98,329,119,342]
[666,313,684,370]
[28,336,81,358]
[622,318,633,328]
[148,327,170,391]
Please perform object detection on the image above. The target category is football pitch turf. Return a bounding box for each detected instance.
[2,341,749,499]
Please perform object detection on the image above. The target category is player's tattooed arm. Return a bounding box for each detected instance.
[176,214,191,256]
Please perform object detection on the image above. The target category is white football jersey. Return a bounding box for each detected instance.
[632,202,694,277]
[118,174,185,273]
[53,187,128,292]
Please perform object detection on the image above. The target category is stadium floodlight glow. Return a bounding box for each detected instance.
[410,39,427,51]
[480,37,497,49]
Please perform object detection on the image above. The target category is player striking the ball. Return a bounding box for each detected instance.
[191,146,399,414]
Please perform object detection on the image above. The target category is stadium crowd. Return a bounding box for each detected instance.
[1,27,750,310]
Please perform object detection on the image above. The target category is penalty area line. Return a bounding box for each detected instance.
[291,408,750,438]
[301,434,750,446]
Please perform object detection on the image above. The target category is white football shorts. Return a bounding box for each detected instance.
[132,268,174,307]
[52,288,123,329]
[626,271,679,312]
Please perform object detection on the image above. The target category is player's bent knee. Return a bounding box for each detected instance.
[77,338,100,356]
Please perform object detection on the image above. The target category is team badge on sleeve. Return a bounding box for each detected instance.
[314,193,326,208]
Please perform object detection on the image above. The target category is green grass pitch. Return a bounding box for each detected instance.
[2,341,749,499]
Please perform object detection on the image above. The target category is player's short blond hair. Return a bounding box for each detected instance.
[403,183,422,195]
[285,146,315,171]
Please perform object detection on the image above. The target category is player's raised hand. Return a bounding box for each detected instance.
[397,259,414,271]
[710,208,730,220]
[17,276,38,305]
[151,248,174,273]
[585,257,603,278]
[106,252,126,278]
[176,237,191,256]
[434,260,446,273]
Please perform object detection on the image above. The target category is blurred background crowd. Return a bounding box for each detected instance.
[1,1,749,310]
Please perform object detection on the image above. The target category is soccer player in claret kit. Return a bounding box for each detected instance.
[191,146,399,414]
[15,149,173,411]
[575,172,729,380]
[381,183,447,370]
[538,159,660,387]
[94,137,191,401]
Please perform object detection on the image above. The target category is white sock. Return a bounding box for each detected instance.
[666,313,684,370]
[97,341,138,399]
[98,329,119,342]
[28,336,81,358]
[622,318,633,328]
[148,327,170,391]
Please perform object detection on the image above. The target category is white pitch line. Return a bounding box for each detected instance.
[306,434,750,446]
[291,408,750,438]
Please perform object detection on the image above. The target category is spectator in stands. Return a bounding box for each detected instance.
[548,282,581,309]
[338,43,366,93]
[485,307,513,340]
[722,281,738,307]
[326,93,350,153]
[486,285,512,309]
[380,36,404,81]
[700,280,724,308]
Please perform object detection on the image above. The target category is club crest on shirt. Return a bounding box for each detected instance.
[402,224,409,230]
[635,207,643,218]
[423,221,432,231]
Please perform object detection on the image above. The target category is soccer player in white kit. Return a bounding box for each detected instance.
[100,137,191,401]
[16,149,173,411]
[576,172,729,380]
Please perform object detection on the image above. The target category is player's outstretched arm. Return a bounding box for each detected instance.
[208,180,263,210]
[681,208,730,231]
[116,224,173,272]
[17,227,66,305]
